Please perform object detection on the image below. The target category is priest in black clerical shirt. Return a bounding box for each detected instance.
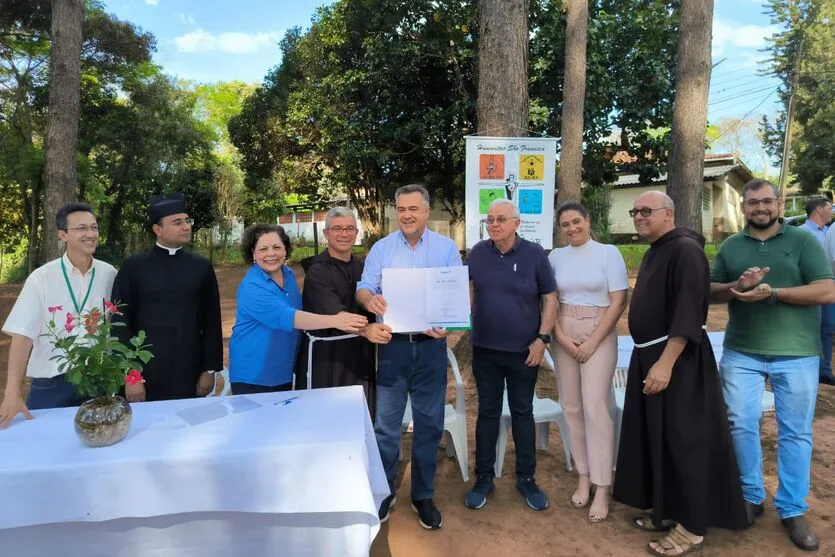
[111,193,223,402]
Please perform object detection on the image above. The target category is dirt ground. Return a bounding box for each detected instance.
[2,265,834,557]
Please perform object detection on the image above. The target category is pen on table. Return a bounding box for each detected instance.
[274,396,299,406]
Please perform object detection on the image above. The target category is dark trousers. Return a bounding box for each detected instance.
[27,375,86,410]
[231,382,292,395]
[473,345,539,479]
[820,303,835,379]
[375,337,447,501]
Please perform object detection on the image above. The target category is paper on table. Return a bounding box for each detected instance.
[174,396,263,427]
[381,267,471,333]
[425,266,470,329]
[381,268,427,333]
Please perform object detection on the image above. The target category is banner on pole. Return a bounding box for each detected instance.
[464,136,557,249]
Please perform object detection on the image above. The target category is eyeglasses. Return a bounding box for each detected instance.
[168,218,194,227]
[67,225,99,234]
[486,216,515,224]
[327,225,358,234]
[743,197,777,209]
[628,207,668,218]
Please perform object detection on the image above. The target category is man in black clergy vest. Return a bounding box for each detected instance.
[112,193,223,401]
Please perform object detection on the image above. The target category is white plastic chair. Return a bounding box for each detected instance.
[206,368,231,397]
[494,351,573,477]
[400,347,469,482]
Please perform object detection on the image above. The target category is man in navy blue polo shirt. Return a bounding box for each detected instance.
[464,198,557,511]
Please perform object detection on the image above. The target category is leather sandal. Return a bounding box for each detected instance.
[633,515,674,532]
[646,527,704,556]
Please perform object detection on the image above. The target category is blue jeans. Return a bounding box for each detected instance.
[472,346,538,478]
[820,304,835,378]
[719,349,818,519]
[375,337,447,501]
[27,375,86,410]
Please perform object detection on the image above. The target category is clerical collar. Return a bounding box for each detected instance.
[156,242,182,255]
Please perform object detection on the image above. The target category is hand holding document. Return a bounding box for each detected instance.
[381,267,471,333]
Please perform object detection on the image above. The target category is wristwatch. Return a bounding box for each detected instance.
[767,288,779,304]
[536,333,551,344]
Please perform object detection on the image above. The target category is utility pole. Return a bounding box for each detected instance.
[778,31,803,209]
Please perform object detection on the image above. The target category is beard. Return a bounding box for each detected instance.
[746,215,778,229]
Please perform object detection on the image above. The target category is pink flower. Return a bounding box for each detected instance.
[48,305,63,314]
[64,312,75,333]
[104,300,120,315]
[125,369,145,386]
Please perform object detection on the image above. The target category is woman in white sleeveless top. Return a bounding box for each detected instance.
[549,201,628,522]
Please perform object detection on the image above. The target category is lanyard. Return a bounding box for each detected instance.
[60,258,96,314]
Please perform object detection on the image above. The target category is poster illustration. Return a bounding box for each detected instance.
[465,136,557,249]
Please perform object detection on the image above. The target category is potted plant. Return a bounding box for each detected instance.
[43,301,153,447]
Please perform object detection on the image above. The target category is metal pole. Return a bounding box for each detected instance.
[778,35,803,211]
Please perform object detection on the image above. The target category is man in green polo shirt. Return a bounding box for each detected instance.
[710,179,835,552]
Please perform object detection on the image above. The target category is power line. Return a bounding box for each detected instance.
[711,89,778,143]
[710,85,781,106]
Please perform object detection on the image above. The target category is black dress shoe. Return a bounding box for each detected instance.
[781,516,819,552]
[411,498,442,530]
[820,374,835,386]
[745,501,764,525]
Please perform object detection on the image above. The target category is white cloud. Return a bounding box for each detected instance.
[712,19,780,56]
[178,13,196,26]
[144,0,159,5]
[173,29,281,54]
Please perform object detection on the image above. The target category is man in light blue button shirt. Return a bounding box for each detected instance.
[357,184,462,530]
[803,196,835,384]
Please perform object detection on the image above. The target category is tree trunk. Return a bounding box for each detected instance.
[556,0,588,210]
[476,0,529,136]
[43,0,84,261]
[667,0,714,233]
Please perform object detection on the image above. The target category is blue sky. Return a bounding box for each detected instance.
[103,0,783,144]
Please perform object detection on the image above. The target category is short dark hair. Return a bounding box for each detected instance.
[805,196,830,216]
[394,183,431,207]
[56,203,94,231]
[556,200,588,221]
[241,223,293,265]
[742,179,779,200]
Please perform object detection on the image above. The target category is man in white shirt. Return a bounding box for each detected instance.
[0,203,117,428]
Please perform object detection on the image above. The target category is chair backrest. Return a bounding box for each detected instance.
[543,350,555,372]
[447,347,465,415]
[612,368,628,390]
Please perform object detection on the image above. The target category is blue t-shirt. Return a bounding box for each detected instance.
[230,264,302,386]
[467,236,556,353]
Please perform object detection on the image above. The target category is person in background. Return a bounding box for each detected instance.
[0,203,117,426]
[230,223,368,394]
[549,201,628,522]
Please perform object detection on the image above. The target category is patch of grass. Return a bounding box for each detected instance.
[617,243,718,273]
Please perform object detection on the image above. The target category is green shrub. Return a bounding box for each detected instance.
[1,240,29,284]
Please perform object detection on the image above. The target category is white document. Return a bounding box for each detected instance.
[381,267,471,333]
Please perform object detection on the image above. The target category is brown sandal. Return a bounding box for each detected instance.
[632,515,674,532]
[646,527,704,556]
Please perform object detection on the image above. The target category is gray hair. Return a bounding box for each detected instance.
[325,206,356,228]
[660,193,675,209]
[394,184,431,207]
[488,198,521,219]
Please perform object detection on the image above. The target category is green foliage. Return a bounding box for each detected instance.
[42,302,154,398]
[761,0,835,193]
[582,184,613,243]
[617,243,717,273]
[0,240,29,284]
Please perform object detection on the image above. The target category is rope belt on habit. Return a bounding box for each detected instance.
[633,325,707,348]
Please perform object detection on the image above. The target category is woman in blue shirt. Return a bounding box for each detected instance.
[230,224,368,394]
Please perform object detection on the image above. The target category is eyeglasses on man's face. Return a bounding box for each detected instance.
[327,225,358,234]
[486,215,516,225]
[67,225,99,234]
[167,218,194,228]
[629,207,667,218]
[743,197,777,209]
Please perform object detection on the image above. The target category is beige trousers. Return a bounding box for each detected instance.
[552,304,617,486]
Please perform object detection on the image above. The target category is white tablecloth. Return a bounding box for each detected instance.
[0,386,389,557]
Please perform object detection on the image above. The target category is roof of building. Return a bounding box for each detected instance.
[612,154,754,189]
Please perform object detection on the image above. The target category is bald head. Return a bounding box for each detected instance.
[632,190,675,242]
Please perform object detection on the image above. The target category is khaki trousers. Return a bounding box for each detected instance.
[552,303,617,486]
